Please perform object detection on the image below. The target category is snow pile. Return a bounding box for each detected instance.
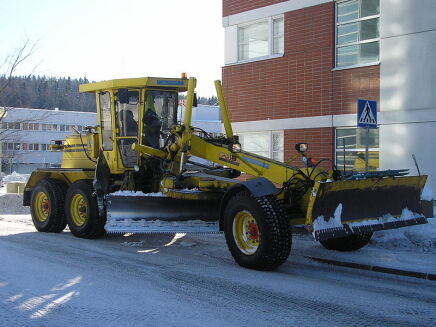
[109,190,166,197]
[421,186,434,201]
[348,208,422,230]
[110,188,203,197]
[371,218,436,253]
[3,171,30,184]
[312,203,343,235]
[0,193,30,214]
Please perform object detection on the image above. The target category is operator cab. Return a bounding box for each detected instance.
[79,76,189,172]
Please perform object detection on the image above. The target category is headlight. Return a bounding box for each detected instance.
[229,143,241,153]
[295,142,308,153]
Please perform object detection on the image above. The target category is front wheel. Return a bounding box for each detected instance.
[223,192,292,270]
[65,180,106,239]
[320,232,373,251]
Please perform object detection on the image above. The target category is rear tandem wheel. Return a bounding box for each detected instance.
[223,192,292,270]
[30,178,67,233]
[65,180,106,239]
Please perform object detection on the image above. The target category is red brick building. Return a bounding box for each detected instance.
[222,0,382,170]
[222,0,436,193]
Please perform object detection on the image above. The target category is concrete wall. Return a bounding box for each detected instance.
[380,0,436,192]
[380,122,436,192]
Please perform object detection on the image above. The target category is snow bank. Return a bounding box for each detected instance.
[109,188,201,197]
[3,171,30,184]
[312,204,343,234]
[371,218,436,253]
[109,190,166,197]
[421,186,434,201]
[0,193,30,214]
[348,208,422,230]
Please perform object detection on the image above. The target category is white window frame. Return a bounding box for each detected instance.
[334,0,380,69]
[334,127,379,171]
[237,130,284,162]
[237,15,284,64]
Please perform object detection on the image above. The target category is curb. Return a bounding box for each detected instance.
[306,256,436,281]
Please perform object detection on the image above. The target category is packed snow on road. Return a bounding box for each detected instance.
[1,185,435,326]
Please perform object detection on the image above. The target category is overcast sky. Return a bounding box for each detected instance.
[0,0,223,97]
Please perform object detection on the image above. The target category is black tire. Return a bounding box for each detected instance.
[30,178,67,233]
[320,232,373,251]
[223,192,292,270]
[65,180,106,239]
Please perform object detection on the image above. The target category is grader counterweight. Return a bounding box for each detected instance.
[23,75,428,270]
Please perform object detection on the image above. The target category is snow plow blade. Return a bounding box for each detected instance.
[308,175,428,241]
[105,195,220,234]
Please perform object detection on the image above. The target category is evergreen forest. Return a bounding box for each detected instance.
[0,75,218,112]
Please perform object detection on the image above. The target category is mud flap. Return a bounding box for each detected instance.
[307,176,428,241]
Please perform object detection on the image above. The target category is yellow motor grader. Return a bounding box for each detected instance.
[23,75,428,270]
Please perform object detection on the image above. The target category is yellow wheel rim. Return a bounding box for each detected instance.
[232,210,260,255]
[34,191,50,222]
[70,193,87,227]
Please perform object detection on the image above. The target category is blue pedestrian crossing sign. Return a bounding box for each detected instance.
[357,99,377,128]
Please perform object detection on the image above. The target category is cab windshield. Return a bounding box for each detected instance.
[142,91,177,148]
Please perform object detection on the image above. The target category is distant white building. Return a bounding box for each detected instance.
[0,107,96,173]
[178,104,223,136]
[1,105,222,174]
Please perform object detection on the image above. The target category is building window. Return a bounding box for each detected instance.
[238,131,284,161]
[6,122,21,129]
[335,127,379,171]
[273,17,284,55]
[42,123,58,131]
[335,0,380,67]
[238,16,284,61]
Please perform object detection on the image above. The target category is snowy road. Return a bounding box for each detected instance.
[1,216,435,327]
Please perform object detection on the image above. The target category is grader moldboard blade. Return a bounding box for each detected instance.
[307,173,428,241]
[105,192,221,234]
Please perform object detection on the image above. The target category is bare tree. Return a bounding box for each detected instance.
[0,40,40,173]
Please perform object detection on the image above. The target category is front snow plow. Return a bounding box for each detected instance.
[308,173,428,241]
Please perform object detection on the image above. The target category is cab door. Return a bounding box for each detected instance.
[114,89,140,169]
[97,91,119,172]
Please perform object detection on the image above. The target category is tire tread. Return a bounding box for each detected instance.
[65,180,106,239]
[224,191,292,270]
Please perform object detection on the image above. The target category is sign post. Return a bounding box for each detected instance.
[357,99,377,172]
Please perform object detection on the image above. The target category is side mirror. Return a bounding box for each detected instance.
[118,88,129,104]
[295,143,308,153]
[193,93,198,107]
